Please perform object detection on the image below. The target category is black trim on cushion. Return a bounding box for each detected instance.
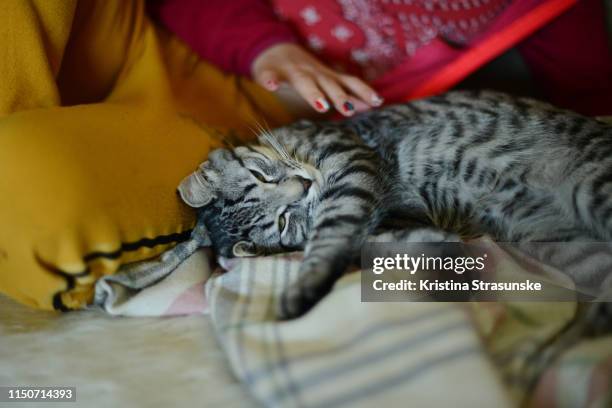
[83,230,193,261]
[34,255,85,312]
[53,289,73,312]
[44,229,193,311]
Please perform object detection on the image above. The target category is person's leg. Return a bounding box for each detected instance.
[517,0,612,116]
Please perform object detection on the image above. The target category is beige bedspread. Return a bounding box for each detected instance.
[0,295,255,408]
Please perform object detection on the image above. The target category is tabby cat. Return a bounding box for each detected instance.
[178,91,612,319]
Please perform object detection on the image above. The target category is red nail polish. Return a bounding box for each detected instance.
[343,101,354,112]
[315,99,329,111]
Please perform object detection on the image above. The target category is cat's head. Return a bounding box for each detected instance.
[178,127,323,258]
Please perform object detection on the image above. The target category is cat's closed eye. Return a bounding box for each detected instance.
[249,169,274,183]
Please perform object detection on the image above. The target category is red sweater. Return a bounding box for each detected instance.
[149,0,514,80]
[150,0,612,115]
[149,0,297,77]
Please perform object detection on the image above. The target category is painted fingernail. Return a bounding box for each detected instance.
[266,79,278,89]
[314,98,330,112]
[343,101,355,113]
[372,94,384,106]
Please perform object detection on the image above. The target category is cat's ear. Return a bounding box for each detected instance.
[177,170,216,208]
[232,241,258,257]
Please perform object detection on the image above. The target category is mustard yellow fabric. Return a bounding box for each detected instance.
[0,0,293,311]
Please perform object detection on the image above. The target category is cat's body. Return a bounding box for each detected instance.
[178,90,612,318]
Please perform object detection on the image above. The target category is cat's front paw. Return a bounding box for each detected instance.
[277,266,337,320]
[277,283,318,320]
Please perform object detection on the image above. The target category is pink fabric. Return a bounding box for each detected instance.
[165,281,209,315]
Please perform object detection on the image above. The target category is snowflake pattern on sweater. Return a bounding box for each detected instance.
[273,0,511,79]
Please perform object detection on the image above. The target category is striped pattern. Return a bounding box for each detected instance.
[206,253,512,408]
[204,244,612,408]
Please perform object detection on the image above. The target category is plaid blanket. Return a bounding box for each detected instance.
[94,235,612,407]
[206,254,512,407]
[206,238,612,407]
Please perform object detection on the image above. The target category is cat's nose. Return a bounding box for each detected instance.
[295,175,312,192]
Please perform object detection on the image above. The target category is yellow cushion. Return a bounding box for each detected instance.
[0,0,292,310]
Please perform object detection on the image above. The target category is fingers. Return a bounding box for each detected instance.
[287,70,330,113]
[316,74,355,116]
[252,43,384,115]
[339,74,384,107]
[257,67,382,116]
[349,99,370,112]
[254,69,281,91]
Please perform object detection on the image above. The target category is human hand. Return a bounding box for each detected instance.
[252,43,383,117]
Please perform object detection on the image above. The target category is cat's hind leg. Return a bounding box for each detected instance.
[568,161,612,241]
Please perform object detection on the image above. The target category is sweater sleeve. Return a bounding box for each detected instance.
[150,0,298,77]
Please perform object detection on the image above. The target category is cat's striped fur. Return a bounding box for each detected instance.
[178,91,612,319]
